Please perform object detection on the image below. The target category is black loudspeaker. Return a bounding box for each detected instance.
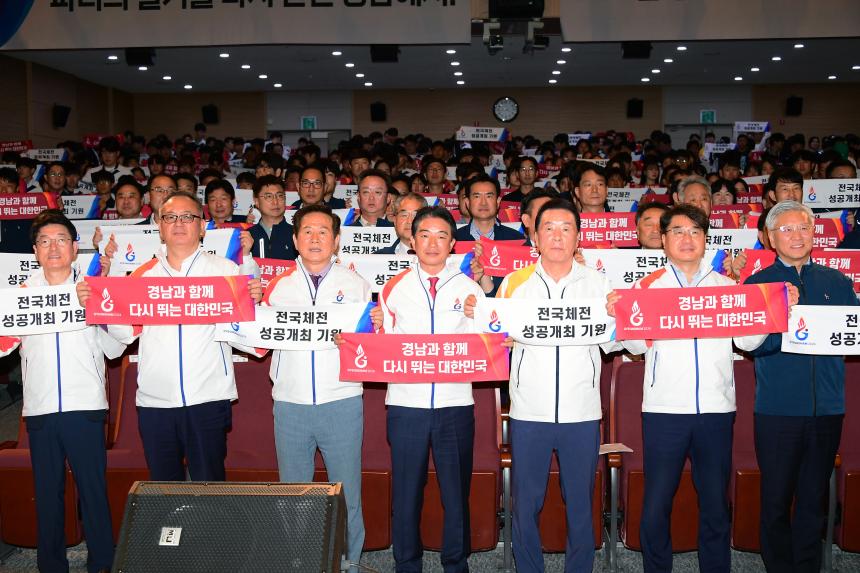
[627,98,644,118]
[370,102,387,122]
[489,0,544,19]
[622,41,652,59]
[125,48,155,67]
[370,45,399,63]
[786,96,804,116]
[201,104,219,125]
[112,482,346,573]
[52,104,71,129]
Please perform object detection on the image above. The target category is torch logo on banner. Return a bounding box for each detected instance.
[230,322,240,332]
[124,243,136,263]
[453,297,462,311]
[752,258,762,275]
[354,344,368,368]
[488,309,502,332]
[629,300,644,327]
[808,187,817,202]
[794,317,809,341]
[336,290,344,303]
[100,288,114,313]
[489,246,502,267]
[595,259,605,273]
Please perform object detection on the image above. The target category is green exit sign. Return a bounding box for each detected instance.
[700,109,716,124]
[301,116,317,130]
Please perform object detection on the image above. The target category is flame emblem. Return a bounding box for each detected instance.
[124,243,136,262]
[230,322,240,332]
[794,317,809,341]
[354,344,368,369]
[488,309,502,332]
[808,187,816,201]
[99,288,114,313]
[596,259,605,273]
[489,246,502,267]
[336,290,344,302]
[453,297,462,311]
[348,262,356,272]
[752,258,762,274]
[629,300,644,327]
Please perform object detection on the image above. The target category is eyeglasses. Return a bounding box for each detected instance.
[519,167,536,173]
[775,224,814,235]
[161,213,202,224]
[259,192,286,202]
[47,172,65,178]
[666,226,704,238]
[35,237,73,248]
[396,210,419,219]
[300,179,324,190]
[150,186,176,195]
[426,167,444,173]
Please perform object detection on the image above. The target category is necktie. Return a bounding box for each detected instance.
[310,274,322,290]
[428,277,439,301]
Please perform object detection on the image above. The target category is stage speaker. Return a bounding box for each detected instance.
[622,41,652,59]
[125,48,155,67]
[786,96,804,116]
[626,98,644,118]
[370,102,387,122]
[370,45,399,63]
[52,104,72,129]
[112,482,346,573]
[201,104,219,125]
[489,0,544,19]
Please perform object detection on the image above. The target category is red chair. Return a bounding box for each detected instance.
[837,358,860,553]
[730,358,761,551]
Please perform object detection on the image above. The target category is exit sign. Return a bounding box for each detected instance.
[301,116,317,130]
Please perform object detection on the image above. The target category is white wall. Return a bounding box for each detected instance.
[662,85,753,142]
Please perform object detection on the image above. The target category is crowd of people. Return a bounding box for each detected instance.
[1,122,859,573]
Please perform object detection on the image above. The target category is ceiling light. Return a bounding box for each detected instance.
[750,67,760,72]
[138,66,148,71]
[561,47,572,53]
[772,56,782,61]
[331,51,342,56]
[556,60,566,65]
[794,43,805,48]
[828,75,837,80]
[183,84,192,90]
[241,64,251,69]
[552,70,561,75]
[219,53,229,58]
[676,45,687,51]
[107,55,118,61]
[548,79,557,84]
[454,71,463,76]
[663,58,673,63]
[446,49,456,54]
[273,83,282,88]
[651,69,661,74]
[852,65,860,70]
[345,62,355,68]
[355,73,365,78]
[258,74,268,79]
[364,82,373,87]
[162,75,172,80]
[641,77,650,82]
[450,61,460,66]
[456,80,465,85]
[734,76,743,81]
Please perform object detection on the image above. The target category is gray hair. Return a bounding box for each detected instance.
[392,191,428,212]
[765,200,814,230]
[675,175,711,202]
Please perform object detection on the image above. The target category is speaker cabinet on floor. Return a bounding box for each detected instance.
[112,482,346,573]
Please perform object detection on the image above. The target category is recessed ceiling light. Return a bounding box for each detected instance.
[734,76,743,81]
[651,69,661,74]
[456,80,465,85]
[828,75,837,80]
[548,79,558,84]
[138,66,148,71]
[355,73,365,78]
[450,61,460,66]
[364,82,373,87]
[345,62,355,68]
[241,64,251,69]
[772,56,782,61]
[454,71,463,76]
[676,45,687,51]
[273,83,282,88]
[331,51,342,56]
[446,49,456,54]
[258,74,268,79]
[641,77,650,82]
[794,43,805,49]
[556,60,566,65]
[552,70,561,75]
[561,47,572,53]
[219,53,229,58]
[162,75,172,81]
[853,65,860,70]
[107,55,118,61]
[750,67,760,72]
[183,84,192,90]
[663,58,673,63]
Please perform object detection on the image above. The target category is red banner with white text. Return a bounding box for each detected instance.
[739,248,860,292]
[454,238,536,277]
[0,193,59,220]
[579,212,639,248]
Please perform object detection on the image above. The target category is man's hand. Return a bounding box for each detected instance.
[99,255,112,277]
[76,280,93,307]
[606,290,621,318]
[104,234,118,259]
[464,294,478,319]
[574,247,585,266]
[239,230,253,256]
[727,250,747,281]
[501,336,514,348]
[334,332,345,347]
[248,278,263,303]
[370,305,383,331]
[786,282,800,307]
[92,226,103,250]
[245,207,256,225]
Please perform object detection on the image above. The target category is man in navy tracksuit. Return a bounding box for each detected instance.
[745,200,859,572]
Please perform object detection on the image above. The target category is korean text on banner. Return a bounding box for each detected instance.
[84,275,255,326]
[338,333,510,383]
[782,305,860,355]
[0,284,86,336]
[613,282,789,340]
[803,179,860,209]
[0,193,58,220]
[453,238,537,277]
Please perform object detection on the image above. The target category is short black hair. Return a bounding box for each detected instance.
[534,198,581,232]
[98,136,120,152]
[30,209,77,245]
[204,179,236,202]
[253,174,285,197]
[518,156,539,171]
[421,156,446,174]
[175,173,198,189]
[826,159,857,178]
[464,173,501,198]
[659,204,710,235]
[236,171,256,187]
[0,167,19,185]
[91,170,116,185]
[710,178,737,202]
[112,175,144,199]
[292,203,340,238]
[634,201,669,224]
[15,156,37,169]
[767,167,803,190]
[574,164,607,186]
[356,168,392,187]
[258,152,285,171]
[520,188,560,215]
[319,160,341,178]
[411,205,457,238]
